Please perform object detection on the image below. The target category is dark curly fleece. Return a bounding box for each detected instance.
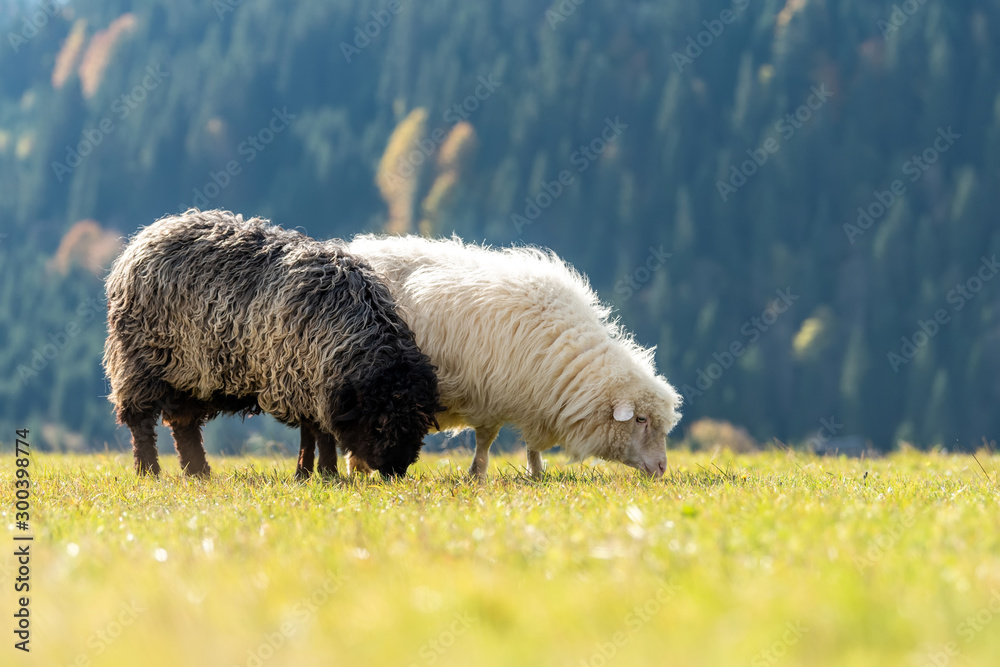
[103,209,441,477]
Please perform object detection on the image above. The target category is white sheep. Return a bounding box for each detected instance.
[340,235,682,477]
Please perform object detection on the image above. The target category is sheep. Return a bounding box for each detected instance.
[102,210,441,478]
[302,234,681,478]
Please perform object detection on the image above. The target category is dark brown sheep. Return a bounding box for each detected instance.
[103,209,441,478]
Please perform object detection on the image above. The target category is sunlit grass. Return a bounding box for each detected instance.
[2,449,999,666]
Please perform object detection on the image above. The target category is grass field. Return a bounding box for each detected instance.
[3,448,1000,667]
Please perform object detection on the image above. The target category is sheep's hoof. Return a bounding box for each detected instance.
[135,460,161,476]
[294,468,312,481]
[526,451,545,479]
[182,464,212,478]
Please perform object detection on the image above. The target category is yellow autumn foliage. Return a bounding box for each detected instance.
[79,14,138,99]
[376,108,428,235]
[52,19,88,90]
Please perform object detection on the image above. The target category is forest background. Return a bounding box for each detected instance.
[1,0,997,454]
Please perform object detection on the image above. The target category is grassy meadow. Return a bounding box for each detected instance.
[3,448,999,666]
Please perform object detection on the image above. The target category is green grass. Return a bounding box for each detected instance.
[3,448,999,666]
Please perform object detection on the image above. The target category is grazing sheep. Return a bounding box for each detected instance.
[103,210,441,478]
[304,234,681,478]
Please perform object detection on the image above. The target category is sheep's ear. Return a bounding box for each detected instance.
[613,403,634,422]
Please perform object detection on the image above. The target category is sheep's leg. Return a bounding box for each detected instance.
[296,427,315,480]
[526,449,545,478]
[122,408,160,476]
[163,399,211,477]
[344,451,372,476]
[469,424,501,477]
[315,429,339,477]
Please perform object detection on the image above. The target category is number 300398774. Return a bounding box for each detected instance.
[15,429,30,529]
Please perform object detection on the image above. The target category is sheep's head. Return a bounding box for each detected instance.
[330,342,442,477]
[331,391,430,477]
[594,374,681,478]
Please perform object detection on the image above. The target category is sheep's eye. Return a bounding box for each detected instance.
[636,416,647,423]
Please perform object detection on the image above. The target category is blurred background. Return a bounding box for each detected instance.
[1,0,998,455]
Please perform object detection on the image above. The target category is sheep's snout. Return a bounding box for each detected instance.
[638,450,667,478]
